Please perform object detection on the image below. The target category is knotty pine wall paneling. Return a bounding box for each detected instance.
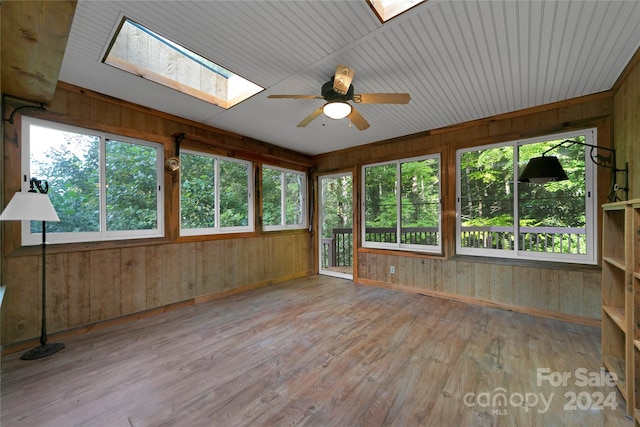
[1,83,313,347]
[316,92,614,325]
[614,49,640,200]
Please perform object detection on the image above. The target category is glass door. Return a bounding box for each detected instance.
[319,172,353,279]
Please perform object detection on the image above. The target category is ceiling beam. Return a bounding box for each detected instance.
[1,0,76,104]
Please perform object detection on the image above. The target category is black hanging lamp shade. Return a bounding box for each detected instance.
[518,156,569,184]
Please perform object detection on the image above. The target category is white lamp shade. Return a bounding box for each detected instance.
[323,102,352,120]
[0,192,60,222]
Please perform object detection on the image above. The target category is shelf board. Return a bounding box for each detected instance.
[603,305,627,331]
[603,256,626,272]
[603,201,628,210]
[603,356,627,399]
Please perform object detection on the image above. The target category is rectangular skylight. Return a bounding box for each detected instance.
[103,18,263,109]
[367,0,427,22]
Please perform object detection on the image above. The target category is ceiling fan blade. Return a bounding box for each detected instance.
[355,93,411,104]
[268,94,321,99]
[349,106,370,131]
[333,64,354,95]
[298,107,324,127]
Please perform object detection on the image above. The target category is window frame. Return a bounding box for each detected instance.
[361,153,442,254]
[455,128,598,265]
[21,116,164,245]
[262,165,307,231]
[179,148,254,236]
[103,17,263,109]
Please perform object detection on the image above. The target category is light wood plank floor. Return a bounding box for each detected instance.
[2,276,633,426]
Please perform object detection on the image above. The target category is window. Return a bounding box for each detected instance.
[362,154,441,253]
[262,166,307,231]
[22,117,164,245]
[367,0,428,22]
[103,18,263,108]
[180,150,253,235]
[456,129,597,264]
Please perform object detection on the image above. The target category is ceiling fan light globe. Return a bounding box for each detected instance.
[323,102,352,120]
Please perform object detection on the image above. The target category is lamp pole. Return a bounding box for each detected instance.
[0,178,64,359]
[21,179,65,360]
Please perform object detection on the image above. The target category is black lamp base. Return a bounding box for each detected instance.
[20,342,65,360]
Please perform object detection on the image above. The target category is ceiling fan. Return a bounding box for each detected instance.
[267,65,410,131]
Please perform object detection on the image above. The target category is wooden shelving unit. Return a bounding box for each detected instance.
[601,200,637,419]
[632,201,640,424]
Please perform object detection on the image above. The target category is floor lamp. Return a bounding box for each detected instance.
[0,178,64,359]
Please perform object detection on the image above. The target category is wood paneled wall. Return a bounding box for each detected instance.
[3,234,311,345]
[315,92,615,325]
[358,254,601,323]
[614,52,640,200]
[1,83,313,347]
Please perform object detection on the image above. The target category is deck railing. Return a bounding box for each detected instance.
[461,225,586,254]
[322,225,586,268]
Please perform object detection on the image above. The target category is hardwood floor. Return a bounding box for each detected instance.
[1,275,632,426]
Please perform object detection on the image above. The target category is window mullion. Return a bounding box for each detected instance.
[100,137,108,235]
[514,142,520,253]
[280,172,286,226]
[396,161,402,247]
[214,158,220,230]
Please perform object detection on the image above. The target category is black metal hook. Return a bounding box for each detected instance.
[173,132,185,156]
[4,103,47,124]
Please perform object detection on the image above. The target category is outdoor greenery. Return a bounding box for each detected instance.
[321,175,353,240]
[30,128,159,235]
[320,175,353,267]
[262,167,305,227]
[459,136,588,254]
[363,157,440,246]
[180,152,250,229]
[180,152,216,229]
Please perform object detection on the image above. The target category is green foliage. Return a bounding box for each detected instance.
[460,137,589,254]
[219,160,249,227]
[105,140,158,230]
[32,131,100,233]
[285,172,304,225]
[459,146,514,226]
[180,155,250,229]
[321,175,352,239]
[362,159,440,245]
[262,168,305,227]
[400,158,440,228]
[518,139,586,228]
[31,131,160,235]
[262,167,281,226]
[364,163,397,230]
[180,152,216,229]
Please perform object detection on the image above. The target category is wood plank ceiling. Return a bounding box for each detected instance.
[9,1,640,155]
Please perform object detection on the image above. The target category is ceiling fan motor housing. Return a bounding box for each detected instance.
[322,78,354,102]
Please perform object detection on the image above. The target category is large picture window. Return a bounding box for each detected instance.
[180,150,253,235]
[456,129,597,264]
[21,117,164,245]
[362,154,441,253]
[262,166,307,231]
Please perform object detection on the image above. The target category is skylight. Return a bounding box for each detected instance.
[103,18,263,109]
[367,0,427,22]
